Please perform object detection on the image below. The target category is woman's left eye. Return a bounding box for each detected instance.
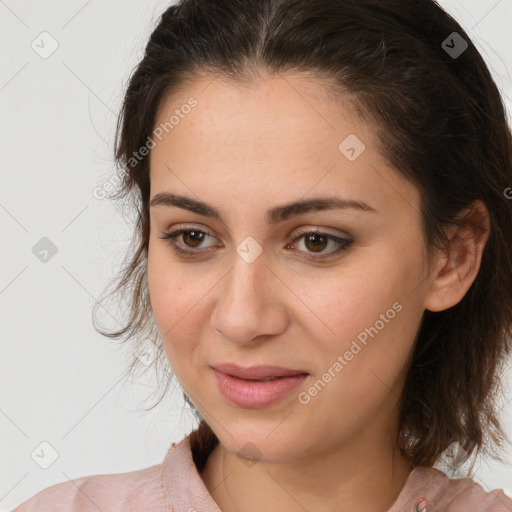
[288,229,354,260]
[159,227,354,260]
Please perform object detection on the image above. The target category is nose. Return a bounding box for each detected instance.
[210,248,289,346]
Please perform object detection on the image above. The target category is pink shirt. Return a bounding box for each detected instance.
[13,429,512,512]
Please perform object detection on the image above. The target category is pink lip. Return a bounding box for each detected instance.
[211,364,309,409]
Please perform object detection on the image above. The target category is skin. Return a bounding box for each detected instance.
[146,71,490,512]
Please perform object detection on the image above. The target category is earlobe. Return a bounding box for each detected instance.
[424,200,490,313]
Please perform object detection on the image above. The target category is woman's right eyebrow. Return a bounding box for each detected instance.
[149,192,380,225]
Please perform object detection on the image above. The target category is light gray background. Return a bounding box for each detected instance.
[1,1,511,510]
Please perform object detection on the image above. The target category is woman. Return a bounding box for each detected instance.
[14,0,512,510]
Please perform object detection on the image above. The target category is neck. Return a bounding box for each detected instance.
[200,430,414,512]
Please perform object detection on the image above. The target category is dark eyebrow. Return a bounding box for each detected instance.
[149,192,379,224]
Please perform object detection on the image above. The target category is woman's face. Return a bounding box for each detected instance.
[147,72,438,462]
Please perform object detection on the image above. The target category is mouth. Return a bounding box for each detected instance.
[231,375,294,382]
[211,362,309,380]
[211,363,310,409]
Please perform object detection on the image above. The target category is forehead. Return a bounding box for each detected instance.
[148,72,421,221]
[152,72,360,149]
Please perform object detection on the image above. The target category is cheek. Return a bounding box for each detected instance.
[147,240,193,323]
[295,259,412,346]
[298,268,420,430]
[147,248,189,348]
[147,246,215,364]
[293,245,423,394]
[147,270,198,385]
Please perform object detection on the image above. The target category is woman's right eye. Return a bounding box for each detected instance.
[159,229,217,258]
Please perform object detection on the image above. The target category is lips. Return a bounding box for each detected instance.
[212,366,310,408]
[211,363,309,381]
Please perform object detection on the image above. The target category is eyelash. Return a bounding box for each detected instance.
[158,226,354,261]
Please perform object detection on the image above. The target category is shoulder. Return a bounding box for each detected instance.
[12,462,168,512]
[410,466,512,512]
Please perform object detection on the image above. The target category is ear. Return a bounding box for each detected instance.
[424,200,490,313]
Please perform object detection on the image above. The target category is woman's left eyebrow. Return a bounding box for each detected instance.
[149,192,380,224]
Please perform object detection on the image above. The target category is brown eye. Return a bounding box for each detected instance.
[288,229,354,261]
[303,233,328,253]
[182,230,206,248]
[159,228,217,258]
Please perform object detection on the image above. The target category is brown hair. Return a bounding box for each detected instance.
[93,0,512,470]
